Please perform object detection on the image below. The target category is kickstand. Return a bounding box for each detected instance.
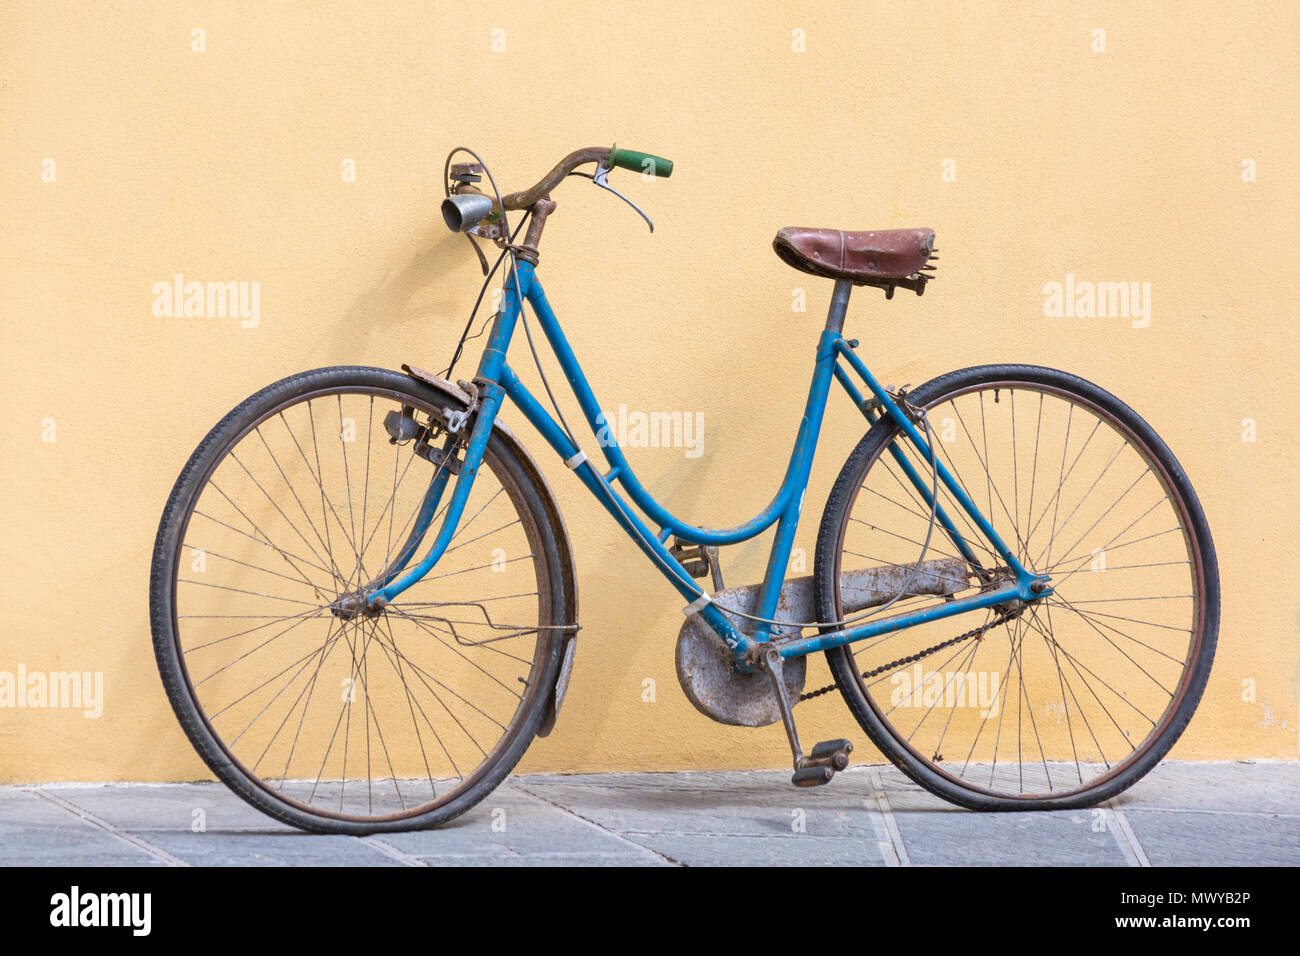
[759,646,854,788]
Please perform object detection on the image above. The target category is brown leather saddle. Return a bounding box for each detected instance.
[772,226,937,297]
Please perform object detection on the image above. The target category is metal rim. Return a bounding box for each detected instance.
[831,377,1207,802]
[164,380,554,824]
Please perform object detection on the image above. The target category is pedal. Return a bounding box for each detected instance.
[668,538,724,591]
[791,740,853,786]
[804,738,853,772]
[792,765,835,788]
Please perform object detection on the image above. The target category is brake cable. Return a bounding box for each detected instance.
[443,147,584,445]
[440,205,532,381]
[439,148,967,641]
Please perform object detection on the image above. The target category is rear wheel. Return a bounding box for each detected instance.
[150,366,568,833]
[814,364,1218,809]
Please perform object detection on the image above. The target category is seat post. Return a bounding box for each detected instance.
[825,279,853,334]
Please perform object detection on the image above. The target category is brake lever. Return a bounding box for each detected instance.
[572,164,654,233]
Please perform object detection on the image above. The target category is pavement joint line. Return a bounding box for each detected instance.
[513,766,913,788]
[1104,801,1150,867]
[512,783,684,867]
[30,788,190,868]
[868,769,910,866]
[1117,807,1300,819]
[89,826,294,834]
[617,829,878,839]
[359,837,429,866]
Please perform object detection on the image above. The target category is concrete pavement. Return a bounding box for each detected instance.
[1,760,1295,866]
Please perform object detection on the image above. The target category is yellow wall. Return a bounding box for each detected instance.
[2,1,1297,782]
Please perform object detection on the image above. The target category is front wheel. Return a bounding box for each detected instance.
[813,364,1219,810]
[150,366,570,833]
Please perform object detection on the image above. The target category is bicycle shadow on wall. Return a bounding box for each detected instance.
[309,231,471,366]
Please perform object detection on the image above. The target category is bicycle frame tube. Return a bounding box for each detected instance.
[831,362,985,570]
[516,269,843,641]
[370,262,1049,659]
[367,266,529,606]
[832,340,1034,581]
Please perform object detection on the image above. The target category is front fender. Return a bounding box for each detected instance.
[400,364,579,737]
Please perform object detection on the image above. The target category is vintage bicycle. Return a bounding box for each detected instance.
[150,145,1219,833]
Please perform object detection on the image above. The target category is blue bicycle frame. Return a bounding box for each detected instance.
[370,263,1052,663]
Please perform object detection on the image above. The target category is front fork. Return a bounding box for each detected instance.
[366,381,504,609]
[365,261,532,610]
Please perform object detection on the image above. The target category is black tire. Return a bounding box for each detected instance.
[150,366,568,833]
[813,364,1219,810]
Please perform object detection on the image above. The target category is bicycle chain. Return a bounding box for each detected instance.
[797,611,1013,702]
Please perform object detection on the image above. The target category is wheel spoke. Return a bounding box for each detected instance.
[158,378,551,825]
[833,375,1208,804]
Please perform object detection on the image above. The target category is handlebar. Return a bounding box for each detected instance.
[498,144,673,210]
[443,144,673,238]
[609,147,674,179]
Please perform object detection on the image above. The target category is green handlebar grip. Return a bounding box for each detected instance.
[608,147,674,178]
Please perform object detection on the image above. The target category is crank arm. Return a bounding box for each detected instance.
[760,647,804,766]
[759,645,856,787]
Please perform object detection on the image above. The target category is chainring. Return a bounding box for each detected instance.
[675,616,805,727]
